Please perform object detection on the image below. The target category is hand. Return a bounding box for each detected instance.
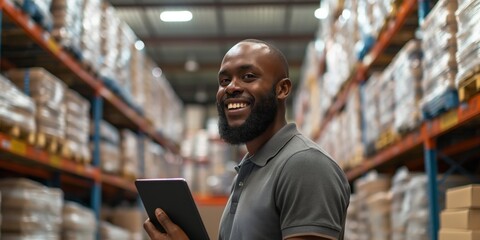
[144,208,190,240]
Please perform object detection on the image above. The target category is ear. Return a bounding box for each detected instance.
[276,78,291,100]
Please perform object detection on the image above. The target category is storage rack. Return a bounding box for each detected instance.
[0,0,186,225]
[307,0,480,240]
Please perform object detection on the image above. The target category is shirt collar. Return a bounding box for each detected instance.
[246,123,299,167]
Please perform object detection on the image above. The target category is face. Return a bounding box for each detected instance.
[216,42,281,144]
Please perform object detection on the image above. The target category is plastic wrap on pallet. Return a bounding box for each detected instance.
[455,0,480,84]
[345,87,364,168]
[393,40,423,133]
[361,73,381,155]
[116,22,135,96]
[120,129,139,179]
[93,120,120,145]
[62,201,96,240]
[12,0,53,30]
[378,66,395,134]
[0,74,36,134]
[98,141,121,174]
[420,0,458,103]
[130,43,146,109]
[0,178,63,236]
[80,0,102,73]
[64,89,90,162]
[99,3,120,82]
[6,68,66,139]
[144,139,163,178]
[50,0,84,56]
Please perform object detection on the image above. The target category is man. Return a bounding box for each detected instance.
[144,39,350,240]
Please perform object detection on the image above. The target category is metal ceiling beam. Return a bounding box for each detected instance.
[112,0,319,8]
[141,34,314,44]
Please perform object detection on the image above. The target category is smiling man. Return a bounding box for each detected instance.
[144,39,350,240]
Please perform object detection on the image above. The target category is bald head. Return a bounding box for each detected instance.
[229,39,290,79]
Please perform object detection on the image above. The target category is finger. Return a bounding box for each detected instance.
[144,218,166,240]
[156,208,181,234]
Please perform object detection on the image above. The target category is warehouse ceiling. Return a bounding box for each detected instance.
[109,0,321,105]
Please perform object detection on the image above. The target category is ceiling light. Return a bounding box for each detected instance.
[314,7,328,20]
[152,67,162,77]
[160,10,193,22]
[185,56,199,72]
[134,40,145,50]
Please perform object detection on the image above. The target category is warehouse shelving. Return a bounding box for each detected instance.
[306,0,480,240]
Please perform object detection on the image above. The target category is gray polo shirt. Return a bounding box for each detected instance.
[218,123,350,240]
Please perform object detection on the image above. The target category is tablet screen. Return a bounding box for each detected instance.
[135,178,210,240]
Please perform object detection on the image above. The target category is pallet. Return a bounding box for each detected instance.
[375,129,399,151]
[60,142,91,164]
[458,73,480,102]
[422,88,459,120]
[35,131,63,154]
[0,120,35,144]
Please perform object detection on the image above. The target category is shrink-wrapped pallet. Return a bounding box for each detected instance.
[6,68,66,142]
[420,0,458,104]
[110,207,143,240]
[0,74,36,135]
[50,0,84,55]
[0,178,63,238]
[120,129,139,179]
[392,39,423,133]
[62,201,96,240]
[80,0,102,73]
[91,120,121,174]
[99,3,120,81]
[455,0,480,84]
[64,89,91,162]
[361,73,381,155]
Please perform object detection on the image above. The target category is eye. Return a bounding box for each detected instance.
[219,77,230,87]
[243,73,257,80]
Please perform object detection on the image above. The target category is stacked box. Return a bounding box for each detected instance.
[62,201,96,240]
[94,120,121,174]
[361,73,381,155]
[143,138,166,179]
[6,68,66,142]
[0,178,63,239]
[455,0,480,84]
[80,0,102,72]
[392,39,424,133]
[390,168,419,240]
[439,184,480,240]
[50,0,84,55]
[130,43,146,109]
[64,89,91,163]
[420,0,458,105]
[0,74,36,135]
[344,88,364,168]
[120,129,139,179]
[99,3,121,81]
[12,0,53,29]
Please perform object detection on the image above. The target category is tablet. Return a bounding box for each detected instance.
[135,178,210,240]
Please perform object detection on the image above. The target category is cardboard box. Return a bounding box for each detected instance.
[441,209,480,230]
[439,229,480,240]
[446,184,480,209]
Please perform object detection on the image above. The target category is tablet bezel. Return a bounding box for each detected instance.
[135,178,210,240]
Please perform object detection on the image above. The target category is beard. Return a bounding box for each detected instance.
[217,86,278,144]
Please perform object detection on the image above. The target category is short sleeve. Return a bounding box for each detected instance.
[275,149,350,239]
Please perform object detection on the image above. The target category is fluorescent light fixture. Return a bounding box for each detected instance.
[314,7,328,20]
[134,40,145,50]
[152,67,163,77]
[160,10,193,22]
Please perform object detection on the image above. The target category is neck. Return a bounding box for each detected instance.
[245,118,287,155]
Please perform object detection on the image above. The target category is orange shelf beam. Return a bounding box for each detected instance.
[101,173,137,193]
[194,194,229,206]
[346,94,480,181]
[0,133,101,181]
[0,0,179,154]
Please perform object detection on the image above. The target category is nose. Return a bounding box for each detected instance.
[224,78,242,95]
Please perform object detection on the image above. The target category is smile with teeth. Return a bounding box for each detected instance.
[227,102,249,110]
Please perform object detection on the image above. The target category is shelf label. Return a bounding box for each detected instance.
[10,139,26,155]
[49,155,61,168]
[439,110,458,131]
[46,36,60,54]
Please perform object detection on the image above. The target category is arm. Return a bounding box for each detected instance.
[143,208,189,240]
